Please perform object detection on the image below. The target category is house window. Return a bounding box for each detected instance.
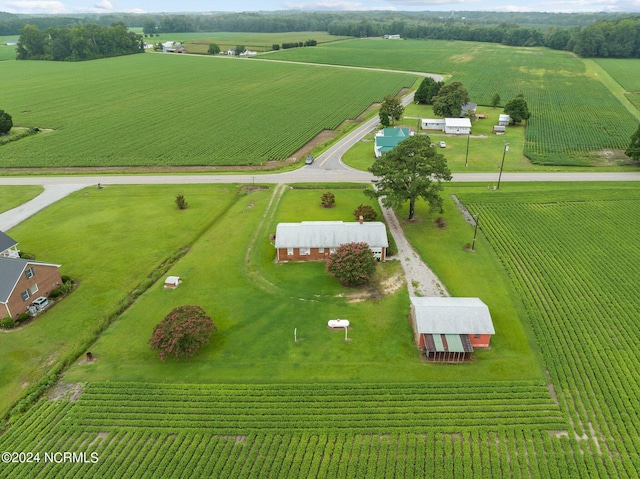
[318,248,324,253]
[25,267,35,279]
[473,334,481,339]
[21,290,30,301]
[29,284,39,295]
[287,248,294,256]
[329,248,336,254]
[300,247,310,255]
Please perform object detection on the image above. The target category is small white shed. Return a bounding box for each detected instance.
[164,276,181,289]
[498,114,511,126]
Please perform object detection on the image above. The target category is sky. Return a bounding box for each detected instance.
[1,0,640,15]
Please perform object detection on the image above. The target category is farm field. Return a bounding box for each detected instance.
[269,38,639,167]
[1,182,639,477]
[182,32,351,54]
[0,53,414,168]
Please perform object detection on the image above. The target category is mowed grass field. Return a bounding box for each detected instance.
[2,182,639,477]
[0,186,42,213]
[269,38,639,167]
[63,185,535,385]
[0,53,414,167]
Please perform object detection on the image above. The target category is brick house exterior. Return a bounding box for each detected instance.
[0,231,62,319]
[275,221,388,263]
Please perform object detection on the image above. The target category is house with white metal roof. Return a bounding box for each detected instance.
[275,220,388,262]
[421,118,471,135]
[410,297,495,362]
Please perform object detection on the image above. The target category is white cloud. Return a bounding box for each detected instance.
[94,0,112,9]
[282,1,395,10]
[2,0,67,13]
[383,0,476,5]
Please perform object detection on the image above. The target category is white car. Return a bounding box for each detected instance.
[438,141,447,148]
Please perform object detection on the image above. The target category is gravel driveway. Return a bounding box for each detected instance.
[379,199,449,298]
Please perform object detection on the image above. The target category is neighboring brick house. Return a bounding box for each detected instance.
[275,220,388,262]
[410,297,495,362]
[0,232,62,319]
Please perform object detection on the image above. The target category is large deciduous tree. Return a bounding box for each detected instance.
[365,135,452,221]
[379,94,404,126]
[625,123,640,163]
[149,305,215,361]
[414,77,443,105]
[326,242,377,287]
[432,81,470,118]
[208,43,220,55]
[503,94,530,124]
[0,110,13,135]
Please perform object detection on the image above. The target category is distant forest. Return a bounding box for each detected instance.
[16,23,143,61]
[4,11,640,59]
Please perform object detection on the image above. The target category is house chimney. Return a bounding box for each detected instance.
[359,215,364,224]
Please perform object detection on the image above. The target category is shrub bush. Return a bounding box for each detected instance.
[48,288,62,299]
[175,194,188,210]
[321,191,335,208]
[149,305,215,361]
[16,312,31,324]
[326,242,377,286]
[353,204,377,221]
[1,317,16,329]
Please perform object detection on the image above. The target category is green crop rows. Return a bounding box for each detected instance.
[0,53,413,167]
[0,381,570,478]
[270,38,637,166]
[460,185,640,478]
[595,58,640,92]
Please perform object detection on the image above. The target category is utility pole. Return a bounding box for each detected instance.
[465,133,470,167]
[472,213,481,251]
[496,143,509,190]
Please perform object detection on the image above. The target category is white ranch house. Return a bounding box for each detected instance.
[421,118,472,135]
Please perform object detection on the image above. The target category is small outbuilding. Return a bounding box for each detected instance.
[493,125,506,135]
[410,297,495,362]
[421,118,446,131]
[164,276,181,289]
[498,114,511,126]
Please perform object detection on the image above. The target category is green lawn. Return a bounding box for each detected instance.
[343,108,531,173]
[63,185,539,386]
[0,184,239,416]
[0,186,43,213]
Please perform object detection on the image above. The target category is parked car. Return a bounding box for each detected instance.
[30,296,49,311]
[438,141,447,148]
[305,155,314,165]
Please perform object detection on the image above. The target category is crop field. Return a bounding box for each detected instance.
[180,31,351,54]
[2,183,640,476]
[456,183,640,477]
[0,53,414,167]
[269,38,638,166]
[594,58,640,93]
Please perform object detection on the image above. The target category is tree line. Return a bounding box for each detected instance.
[17,23,143,61]
[6,11,640,59]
